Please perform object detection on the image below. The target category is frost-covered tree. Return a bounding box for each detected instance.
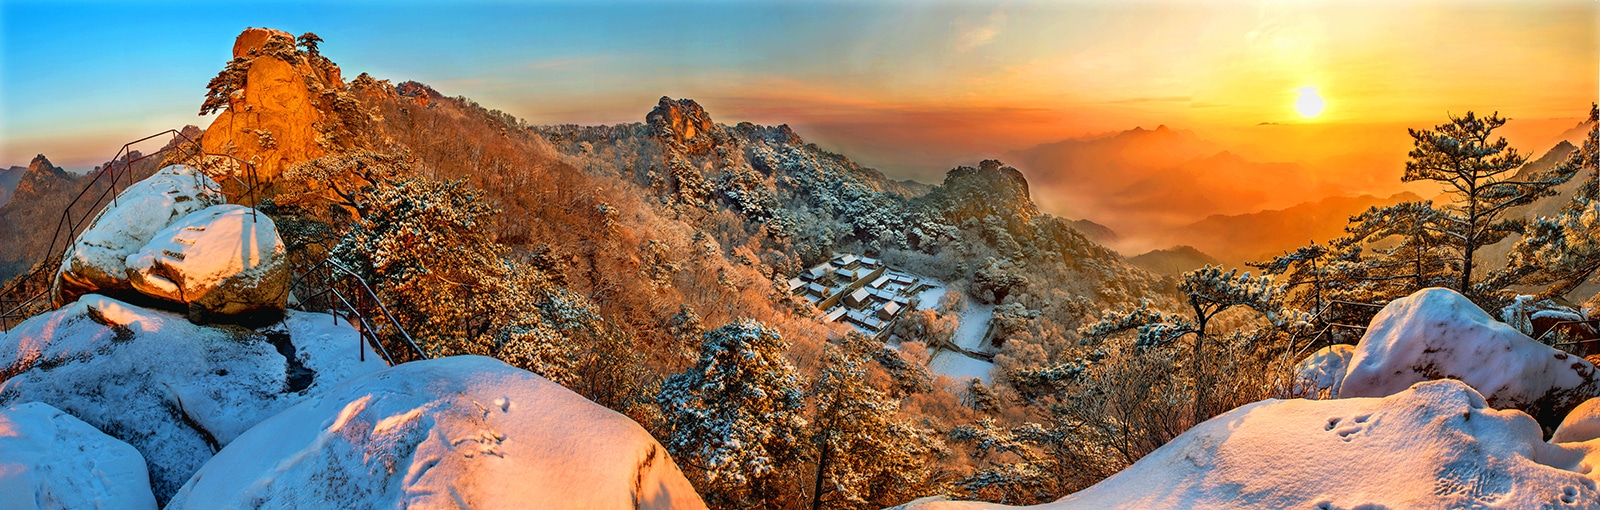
[657,319,808,508]
[1500,104,1600,300]
[1401,111,1577,294]
[808,335,944,509]
[1080,266,1284,424]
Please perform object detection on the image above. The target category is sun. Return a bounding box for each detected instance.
[1295,87,1325,119]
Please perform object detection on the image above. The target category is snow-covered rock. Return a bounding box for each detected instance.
[1554,398,1600,444]
[125,204,288,323]
[52,165,224,306]
[0,402,157,510]
[1291,344,1354,398]
[896,380,1600,509]
[1340,287,1600,428]
[0,294,386,502]
[168,356,706,509]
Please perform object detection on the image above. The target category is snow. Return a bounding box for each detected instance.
[167,356,706,509]
[928,303,996,384]
[0,402,157,510]
[54,165,224,303]
[1340,288,1600,427]
[0,294,386,502]
[1291,344,1354,398]
[897,380,1600,509]
[125,204,287,316]
[1554,398,1600,444]
[951,303,995,352]
[914,283,947,311]
[928,351,994,384]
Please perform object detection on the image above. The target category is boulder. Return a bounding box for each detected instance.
[896,380,1600,509]
[1553,398,1600,444]
[1339,288,1600,430]
[53,165,224,306]
[1290,343,1354,398]
[0,402,158,510]
[168,356,706,510]
[125,204,288,324]
[0,294,387,503]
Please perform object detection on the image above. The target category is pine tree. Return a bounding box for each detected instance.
[656,319,808,508]
[1401,111,1577,295]
[1080,266,1284,424]
[1500,104,1600,300]
[808,335,944,509]
[296,32,323,57]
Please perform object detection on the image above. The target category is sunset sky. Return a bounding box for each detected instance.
[2,0,1595,198]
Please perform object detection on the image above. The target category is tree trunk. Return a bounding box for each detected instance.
[811,441,831,510]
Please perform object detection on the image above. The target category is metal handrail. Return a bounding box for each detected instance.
[0,129,265,330]
[288,256,427,366]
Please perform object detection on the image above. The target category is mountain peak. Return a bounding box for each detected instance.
[647,96,720,154]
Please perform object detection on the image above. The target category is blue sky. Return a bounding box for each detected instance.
[3,0,1595,179]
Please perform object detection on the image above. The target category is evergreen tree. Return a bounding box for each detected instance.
[1401,111,1576,295]
[657,319,808,508]
[808,335,944,509]
[296,32,323,57]
[1500,104,1600,300]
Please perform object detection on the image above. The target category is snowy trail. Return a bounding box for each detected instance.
[928,303,996,383]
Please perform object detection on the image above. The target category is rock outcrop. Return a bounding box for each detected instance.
[53,165,225,306]
[1340,287,1600,431]
[167,356,707,510]
[125,204,289,323]
[647,96,721,155]
[201,27,358,182]
[0,402,158,509]
[0,294,388,502]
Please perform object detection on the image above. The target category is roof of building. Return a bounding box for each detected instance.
[787,277,805,291]
[869,275,891,288]
[860,257,879,266]
[825,308,847,322]
[808,264,835,278]
[835,254,859,266]
[847,288,871,304]
[879,301,902,317]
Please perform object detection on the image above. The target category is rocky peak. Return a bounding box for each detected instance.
[231,27,294,59]
[647,96,720,154]
[27,154,65,177]
[928,159,1040,226]
[201,27,365,182]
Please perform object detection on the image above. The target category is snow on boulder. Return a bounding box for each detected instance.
[1291,344,1354,399]
[1554,398,1600,444]
[895,380,1600,509]
[0,294,386,503]
[1339,287,1600,430]
[168,356,706,510]
[52,165,224,306]
[0,402,157,510]
[125,203,288,324]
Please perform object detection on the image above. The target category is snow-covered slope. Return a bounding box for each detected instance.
[898,380,1600,509]
[52,165,224,305]
[168,355,706,509]
[0,294,386,502]
[0,402,157,510]
[1340,287,1600,428]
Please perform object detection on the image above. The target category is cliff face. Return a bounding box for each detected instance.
[200,28,361,182]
